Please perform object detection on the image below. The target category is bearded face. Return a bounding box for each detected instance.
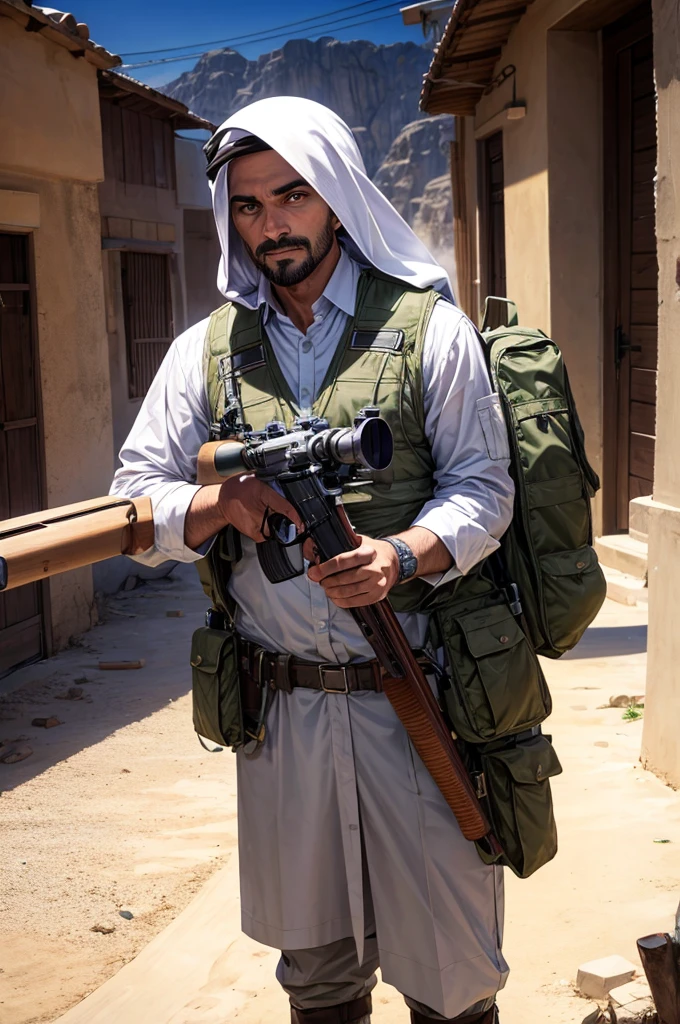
[228,149,341,289]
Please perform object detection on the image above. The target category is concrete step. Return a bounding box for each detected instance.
[595,533,648,580]
[602,565,648,607]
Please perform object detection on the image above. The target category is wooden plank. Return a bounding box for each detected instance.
[630,288,658,325]
[7,427,41,518]
[629,474,653,501]
[630,324,658,369]
[632,210,656,253]
[630,432,655,479]
[633,95,656,151]
[0,233,28,285]
[630,400,656,436]
[632,55,654,98]
[110,102,125,183]
[0,614,42,675]
[633,176,654,220]
[152,119,167,189]
[1,293,36,424]
[121,107,143,186]
[631,367,657,404]
[631,252,657,290]
[633,146,656,183]
[140,113,156,188]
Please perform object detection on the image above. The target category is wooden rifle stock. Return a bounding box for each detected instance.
[332,505,500,851]
[0,496,154,592]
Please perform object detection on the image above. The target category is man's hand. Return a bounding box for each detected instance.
[217,475,303,543]
[184,476,302,551]
[306,536,399,608]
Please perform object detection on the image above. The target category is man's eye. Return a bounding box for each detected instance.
[238,203,259,214]
[286,192,307,203]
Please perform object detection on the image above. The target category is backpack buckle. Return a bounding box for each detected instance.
[504,582,523,617]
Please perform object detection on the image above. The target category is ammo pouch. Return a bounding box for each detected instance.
[190,625,243,749]
[433,587,551,744]
[473,731,563,878]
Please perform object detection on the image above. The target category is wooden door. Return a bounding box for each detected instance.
[0,233,45,674]
[478,131,507,301]
[121,252,173,399]
[603,4,657,531]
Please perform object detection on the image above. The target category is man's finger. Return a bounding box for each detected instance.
[320,569,375,593]
[261,486,304,532]
[307,546,375,582]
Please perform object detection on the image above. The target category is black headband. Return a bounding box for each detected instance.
[204,131,273,182]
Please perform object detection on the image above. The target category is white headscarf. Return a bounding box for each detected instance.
[209,96,454,307]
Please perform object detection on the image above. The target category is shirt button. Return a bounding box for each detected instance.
[317,620,327,632]
[302,339,312,353]
[314,313,323,323]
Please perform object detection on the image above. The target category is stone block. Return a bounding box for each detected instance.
[576,955,638,1000]
[131,219,158,241]
[629,494,654,542]
[608,979,651,1007]
[106,217,131,239]
[157,222,176,243]
[594,534,648,579]
[616,997,654,1020]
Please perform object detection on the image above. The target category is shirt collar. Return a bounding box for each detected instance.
[259,246,360,325]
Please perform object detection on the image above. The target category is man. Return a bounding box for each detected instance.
[112,96,514,1024]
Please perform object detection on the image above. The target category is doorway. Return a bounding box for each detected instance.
[603,2,657,532]
[0,232,46,674]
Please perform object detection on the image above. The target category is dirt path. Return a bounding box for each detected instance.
[0,566,237,1024]
[3,582,678,1024]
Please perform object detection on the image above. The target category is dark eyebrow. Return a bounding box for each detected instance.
[230,179,310,206]
[270,178,309,197]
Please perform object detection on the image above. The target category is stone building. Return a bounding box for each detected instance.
[420,0,680,784]
[0,1,222,672]
[0,0,119,673]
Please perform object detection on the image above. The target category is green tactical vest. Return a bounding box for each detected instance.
[199,268,441,612]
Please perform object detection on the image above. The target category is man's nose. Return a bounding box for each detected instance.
[262,204,291,240]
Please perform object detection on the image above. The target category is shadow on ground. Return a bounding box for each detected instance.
[562,623,648,659]
[0,565,205,794]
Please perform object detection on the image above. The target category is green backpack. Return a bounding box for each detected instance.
[479,297,607,658]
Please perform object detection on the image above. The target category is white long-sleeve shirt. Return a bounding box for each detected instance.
[111,249,514,662]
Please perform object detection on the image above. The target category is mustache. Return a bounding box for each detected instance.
[255,235,312,259]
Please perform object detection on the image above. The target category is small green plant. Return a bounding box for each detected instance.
[622,703,644,721]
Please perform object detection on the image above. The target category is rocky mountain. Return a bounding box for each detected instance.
[166,36,455,282]
[167,37,435,179]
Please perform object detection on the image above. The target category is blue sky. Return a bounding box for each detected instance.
[67,1,427,88]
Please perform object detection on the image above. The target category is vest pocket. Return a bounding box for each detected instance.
[190,626,242,749]
[538,545,607,655]
[439,602,551,743]
[476,733,562,878]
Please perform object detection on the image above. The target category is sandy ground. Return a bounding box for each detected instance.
[0,565,237,1024]
[2,569,678,1024]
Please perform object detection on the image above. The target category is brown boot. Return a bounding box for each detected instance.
[290,993,372,1023]
[410,1006,498,1024]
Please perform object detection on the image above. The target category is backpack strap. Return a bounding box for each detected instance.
[481,296,519,332]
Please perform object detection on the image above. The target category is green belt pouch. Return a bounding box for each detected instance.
[475,731,563,878]
[190,626,243,749]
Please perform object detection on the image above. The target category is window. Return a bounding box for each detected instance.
[101,99,175,190]
[478,131,507,303]
[120,252,173,399]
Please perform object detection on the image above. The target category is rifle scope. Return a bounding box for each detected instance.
[206,412,393,482]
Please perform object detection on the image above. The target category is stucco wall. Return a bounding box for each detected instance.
[471,0,606,533]
[0,18,114,653]
[0,15,104,184]
[0,171,114,649]
[641,0,680,786]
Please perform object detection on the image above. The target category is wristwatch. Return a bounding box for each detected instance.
[383,536,418,583]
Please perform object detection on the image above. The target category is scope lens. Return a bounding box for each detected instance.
[356,416,393,471]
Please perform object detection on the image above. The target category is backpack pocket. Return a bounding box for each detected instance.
[438,602,551,743]
[538,545,607,654]
[476,733,562,878]
[190,626,242,748]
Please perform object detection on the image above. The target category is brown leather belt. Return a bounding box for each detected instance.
[238,637,384,699]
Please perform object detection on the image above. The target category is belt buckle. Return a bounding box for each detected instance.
[319,664,350,694]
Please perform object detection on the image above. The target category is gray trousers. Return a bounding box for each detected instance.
[277,934,496,1020]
